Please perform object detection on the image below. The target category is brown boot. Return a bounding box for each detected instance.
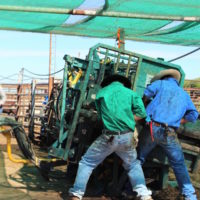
[67,196,80,200]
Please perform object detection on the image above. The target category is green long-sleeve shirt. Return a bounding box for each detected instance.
[95,82,147,131]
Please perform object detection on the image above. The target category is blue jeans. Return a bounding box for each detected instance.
[138,125,197,200]
[69,132,151,199]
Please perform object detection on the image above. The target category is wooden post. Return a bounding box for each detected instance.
[48,77,54,98]
[48,33,52,98]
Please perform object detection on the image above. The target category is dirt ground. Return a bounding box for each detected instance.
[0,134,199,200]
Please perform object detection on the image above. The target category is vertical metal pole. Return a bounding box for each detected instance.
[58,62,68,145]
[97,49,108,84]
[114,53,121,73]
[126,56,131,77]
[21,68,25,124]
[63,50,94,160]
[29,80,36,140]
[54,35,56,75]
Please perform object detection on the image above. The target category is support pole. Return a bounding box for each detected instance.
[58,62,68,145]
[48,77,54,98]
[48,33,52,98]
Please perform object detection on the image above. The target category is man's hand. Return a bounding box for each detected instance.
[134,115,143,121]
[181,118,188,124]
[134,115,147,125]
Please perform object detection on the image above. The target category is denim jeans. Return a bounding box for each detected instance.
[138,125,197,200]
[69,132,151,199]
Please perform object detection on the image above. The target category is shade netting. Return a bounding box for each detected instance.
[0,0,200,46]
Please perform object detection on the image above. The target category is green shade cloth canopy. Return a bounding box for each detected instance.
[0,0,200,46]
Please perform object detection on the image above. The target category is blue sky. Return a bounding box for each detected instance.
[0,30,199,84]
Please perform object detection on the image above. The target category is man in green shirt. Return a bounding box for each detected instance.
[68,75,152,200]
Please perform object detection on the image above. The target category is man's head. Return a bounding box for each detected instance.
[150,69,181,84]
[101,74,132,89]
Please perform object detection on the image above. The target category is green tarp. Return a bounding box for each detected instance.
[0,0,200,46]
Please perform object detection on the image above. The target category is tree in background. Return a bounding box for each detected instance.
[184,78,200,88]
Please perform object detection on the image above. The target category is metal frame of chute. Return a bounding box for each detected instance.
[49,40,185,162]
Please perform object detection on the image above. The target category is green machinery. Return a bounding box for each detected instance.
[0,43,198,195]
[28,43,199,194]
[46,43,185,160]
[39,43,199,191]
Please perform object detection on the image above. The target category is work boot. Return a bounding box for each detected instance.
[182,192,197,200]
[137,195,153,200]
[67,196,80,200]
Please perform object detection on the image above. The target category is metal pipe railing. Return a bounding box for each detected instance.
[0,5,199,22]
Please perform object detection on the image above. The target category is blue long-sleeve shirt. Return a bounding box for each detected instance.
[144,77,198,128]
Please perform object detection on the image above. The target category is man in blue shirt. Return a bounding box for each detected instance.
[138,69,198,200]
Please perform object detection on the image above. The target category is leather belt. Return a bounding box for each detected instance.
[152,121,176,130]
[152,121,167,127]
[102,129,131,135]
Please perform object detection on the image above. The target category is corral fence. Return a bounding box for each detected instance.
[184,88,200,112]
[1,83,200,136]
[1,80,61,135]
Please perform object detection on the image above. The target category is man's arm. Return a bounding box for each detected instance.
[143,80,161,107]
[183,93,199,123]
[132,93,147,120]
